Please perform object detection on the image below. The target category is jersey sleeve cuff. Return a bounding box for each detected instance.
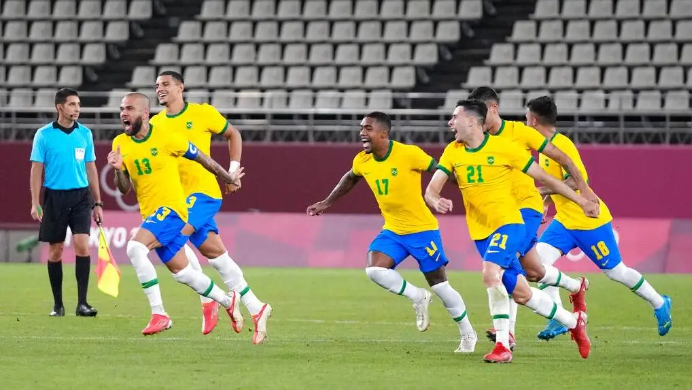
[537,139,548,153]
[350,169,362,177]
[437,164,453,178]
[521,156,535,173]
[426,158,436,172]
[218,121,229,136]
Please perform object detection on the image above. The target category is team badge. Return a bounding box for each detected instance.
[151,148,158,156]
[391,168,398,176]
[186,121,193,129]
[487,156,495,165]
[545,159,550,167]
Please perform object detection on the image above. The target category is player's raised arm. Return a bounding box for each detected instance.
[425,170,453,214]
[108,145,132,195]
[206,103,243,193]
[524,163,599,218]
[188,146,244,186]
[306,170,361,216]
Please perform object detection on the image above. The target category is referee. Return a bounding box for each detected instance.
[29,88,103,317]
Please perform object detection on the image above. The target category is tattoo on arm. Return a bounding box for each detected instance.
[194,151,237,184]
[324,171,361,205]
[114,169,131,194]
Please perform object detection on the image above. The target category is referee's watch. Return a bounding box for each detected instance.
[93,202,104,209]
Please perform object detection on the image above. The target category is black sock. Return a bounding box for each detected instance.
[75,256,91,305]
[47,261,63,308]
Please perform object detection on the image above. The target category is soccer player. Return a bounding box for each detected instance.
[108,92,245,335]
[152,71,272,343]
[525,96,673,339]
[425,100,595,363]
[306,112,478,353]
[467,87,594,349]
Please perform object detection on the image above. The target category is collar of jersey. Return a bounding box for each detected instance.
[132,123,153,143]
[494,119,506,136]
[373,140,393,162]
[465,132,489,153]
[549,130,559,142]
[166,102,188,118]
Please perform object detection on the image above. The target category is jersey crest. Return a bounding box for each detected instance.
[391,167,398,176]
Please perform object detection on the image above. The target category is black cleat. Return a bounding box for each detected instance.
[50,306,65,317]
[76,303,98,317]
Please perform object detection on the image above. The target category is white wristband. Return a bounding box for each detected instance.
[229,160,240,173]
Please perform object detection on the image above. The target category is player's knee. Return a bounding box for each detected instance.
[482,268,502,287]
[536,242,562,266]
[365,266,385,281]
[126,240,149,261]
[524,266,544,283]
[48,243,64,261]
[603,262,627,281]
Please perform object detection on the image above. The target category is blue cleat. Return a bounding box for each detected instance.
[537,319,569,341]
[654,295,672,336]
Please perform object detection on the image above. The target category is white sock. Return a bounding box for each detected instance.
[604,263,665,309]
[184,244,213,304]
[172,264,231,308]
[539,264,581,293]
[524,287,577,329]
[431,281,474,334]
[541,285,564,308]
[365,267,424,302]
[208,251,265,315]
[487,286,510,349]
[508,299,518,335]
[536,242,566,308]
[126,241,166,316]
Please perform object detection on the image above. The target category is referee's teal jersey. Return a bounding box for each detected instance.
[30,121,96,190]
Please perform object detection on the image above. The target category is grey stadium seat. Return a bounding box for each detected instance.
[175,21,202,42]
[564,21,590,42]
[103,0,127,20]
[2,21,27,42]
[387,44,412,65]
[431,0,456,20]
[205,43,230,65]
[230,44,256,65]
[180,43,205,65]
[499,89,524,111]
[234,66,259,88]
[531,0,559,20]
[184,90,209,104]
[624,43,650,65]
[615,0,640,19]
[509,21,537,42]
[203,21,228,42]
[588,0,613,19]
[543,43,568,65]
[306,21,330,42]
[236,90,262,109]
[9,88,34,108]
[283,44,308,65]
[251,0,276,20]
[257,43,281,65]
[643,0,668,18]
[329,0,353,19]
[680,44,692,65]
[675,21,692,41]
[592,20,617,42]
[494,66,519,89]
[357,21,382,43]
[664,90,690,111]
[620,21,645,42]
[575,67,602,89]
[31,43,55,65]
[435,21,460,43]
[658,66,684,89]
[127,66,155,88]
[525,89,551,102]
[151,44,179,65]
[569,43,595,66]
[597,43,623,65]
[285,66,311,88]
[652,43,678,65]
[380,0,405,20]
[410,21,434,43]
[2,0,26,19]
[30,21,54,41]
[561,0,587,19]
[309,43,335,65]
[263,89,288,109]
[580,90,607,112]
[630,66,656,89]
[33,65,57,86]
[354,0,377,20]
[608,90,634,111]
[198,0,225,20]
[459,0,483,20]
[334,44,359,65]
[406,0,431,20]
[391,66,415,89]
[443,89,468,109]
[303,0,326,19]
[554,90,579,112]
[331,21,356,42]
[260,66,285,88]
[368,90,392,110]
[5,65,31,87]
[226,0,250,20]
[254,22,279,42]
[35,88,57,108]
[413,43,438,66]
[521,66,546,89]
[208,66,233,87]
[670,0,692,19]
[548,66,574,89]
[56,43,80,64]
[5,43,29,65]
[486,43,514,65]
[315,90,341,109]
[77,0,102,19]
[364,67,390,88]
[341,90,367,110]
[383,21,407,43]
[182,66,208,88]
[52,0,77,19]
[277,0,302,20]
[516,43,541,65]
[211,90,235,109]
[312,66,337,88]
[82,43,106,65]
[107,89,132,107]
[602,66,629,89]
[280,21,305,42]
[289,89,314,109]
[647,21,673,41]
[537,21,563,42]
[105,21,129,42]
[636,90,662,111]
[338,66,363,89]
[463,66,492,88]
[27,0,51,19]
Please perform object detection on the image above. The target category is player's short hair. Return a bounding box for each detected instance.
[456,99,487,126]
[54,88,79,105]
[365,111,392,132]
[526,96,558,126]
[158,70,184,84]
[467,86,500,104]
[123,92,151,108]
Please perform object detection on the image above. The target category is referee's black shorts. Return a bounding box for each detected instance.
[39,187,93,244]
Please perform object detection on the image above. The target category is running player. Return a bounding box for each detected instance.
[108,92,244,335]
[468,87,593,349]
[526,96,673,339]
[425,99,595,363]
[152,71,271,344]
[306,112,478,353]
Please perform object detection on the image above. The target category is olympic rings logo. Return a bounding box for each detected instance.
[100,164,140,212]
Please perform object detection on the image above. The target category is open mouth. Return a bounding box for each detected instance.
[158,93,167,101]
[361,137,371,148]
[122,119,131,131]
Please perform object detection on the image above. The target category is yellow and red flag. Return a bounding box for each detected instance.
[95,224,121,297]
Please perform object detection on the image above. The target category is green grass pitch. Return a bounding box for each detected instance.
[0,264,689,390]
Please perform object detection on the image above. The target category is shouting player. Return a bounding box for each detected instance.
[306,112,478,353]
[468,87,594,349]
[152,71,272,344]
[425,100,596,363]
[526,96,673,339]
[108,92,244,335]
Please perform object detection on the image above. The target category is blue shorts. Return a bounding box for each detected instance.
[519,208,542,256]
[369,229,449,273]
[539,219,622,270]
[186,193,222,248]
[474,224,527,294]
[141,206,189,263]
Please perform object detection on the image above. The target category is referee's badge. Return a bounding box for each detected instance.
[150,148,158,156]
[186,121,193,129]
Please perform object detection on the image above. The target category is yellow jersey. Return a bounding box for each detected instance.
[112,124,193,222]
[150,102,229,199]
[493,119,549,213]
[351,140,438,235]
[539,132,612,230]
[438,134,534,240]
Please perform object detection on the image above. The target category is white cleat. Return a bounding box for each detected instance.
[252,303,272,345]
[413,290,432,332]
[454,332,478,353]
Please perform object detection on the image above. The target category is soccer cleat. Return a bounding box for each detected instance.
[224,291,244,333]
[142,314,173,336]
[252,303,273,345]
[569,277,589,313]
[50,306,65,317]
[483,343,513,363]
[484,328,516,351]
[654,295,672,336]
[76,303,98,317]
[537,319,569,341]
[413,290,432,332]
[569,311,590,359]
[201,301,220,335]
[454,332,478,353]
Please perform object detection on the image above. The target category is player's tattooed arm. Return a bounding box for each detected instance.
[307,171,360,215]
[113,169,132,195]
[538,176,577,196]
[541,143,598,203]
[193,151,244,186]
[526,163,599,218]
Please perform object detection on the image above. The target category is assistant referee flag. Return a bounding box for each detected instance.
[95,225,121,297]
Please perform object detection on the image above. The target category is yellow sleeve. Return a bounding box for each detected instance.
[203,104,230,135]
[351,154,362,177]
[168,132,193,157]
[409,146,436,172]
[558,139,587,180]
[519,123,550,153]
[436,143,455,178]
[505,143,535,173]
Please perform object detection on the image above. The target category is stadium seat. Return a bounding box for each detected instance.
[77,0,102,19]
[205,43,231,65]
[458,0,483,20]
[431,0,456,20]
[413,43,438,66]
[103,0,127,20]
[260,66,285,88]
[228,21,253,43]
[315,90,341,109]
[151,44,178,65]
[357,21,382,43]
[636,90,662,111]
[597,43,623,65]
[285,66,310,88]
[670,0,692,19]
[81,43,106,65]
[521,66,546,89]
[6,66,31,87]
[615,0,640,19]
[4,21,28,42]
[180,43,205,65]
[364,66,389,88]
[104,21,129,42]
[569,43,594,65]
[435,21,460,43]
[368,90,392,109]
[561,0,586,19]
[575,67,601,89]
[209,65,233,87]
[652,43,678,65]
[31,43,55,65]
[5,43,29,64]
[543,43,568,65]
[198,0,224,20]
[381,0,405,20]
[383,21,407,43]
[9,88,34,107]
[226,0,251,20]
[630,67,656,89]
[129,0,153,20]
[407,1,431,20]
[664,90,690,110]
[681,44,692,65]
[256,43,281,65]
[580,90,607,112]
[548,66,573,89]
[334,43,359,65]
[499,89,524,111]
[338,66,363,89]
[79,21,104,42]
[303,0,327,19]
[537,21,564,43]
[264,89,288,108]
[554,90,579,112]
[277,0,302,20]
[564,20,590,42]
[588,0,613,20]
[410,21,434,43]
[341,89,367,109]
[443,89,469,109]
[52,0,77,20]
[34,88,56,107]
[516,43,541,65]
[531,0,560,20]
[388,44,412,65]
[624,43,650,66]
[648,20,673,41]
[230,43,256,65]
[592,20,617,42]
[280,21,305,42]
[252,0,276,20]
[312,66,337,88]
[203,21,228,42]
[658,66,684,89]
[608,90,634,110]
[494,66,519,89]
[509,21,537,42]
[464,66,492,88]
[486,43,514,65]
[620,20,645,42]
[127,66,155,88]
[55,43,80,64]
[236,89,262,109]
[289,89,313,109]
[33,65,57,87]
[283,43,308,65]
[211,89,235,108]
[27,0,52,19]
[305,21,329,42]
[329,0,353,20]
[234,66,259,88]
[59,66,82,87]
[310,44,335,65]
[643,0,668,18]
